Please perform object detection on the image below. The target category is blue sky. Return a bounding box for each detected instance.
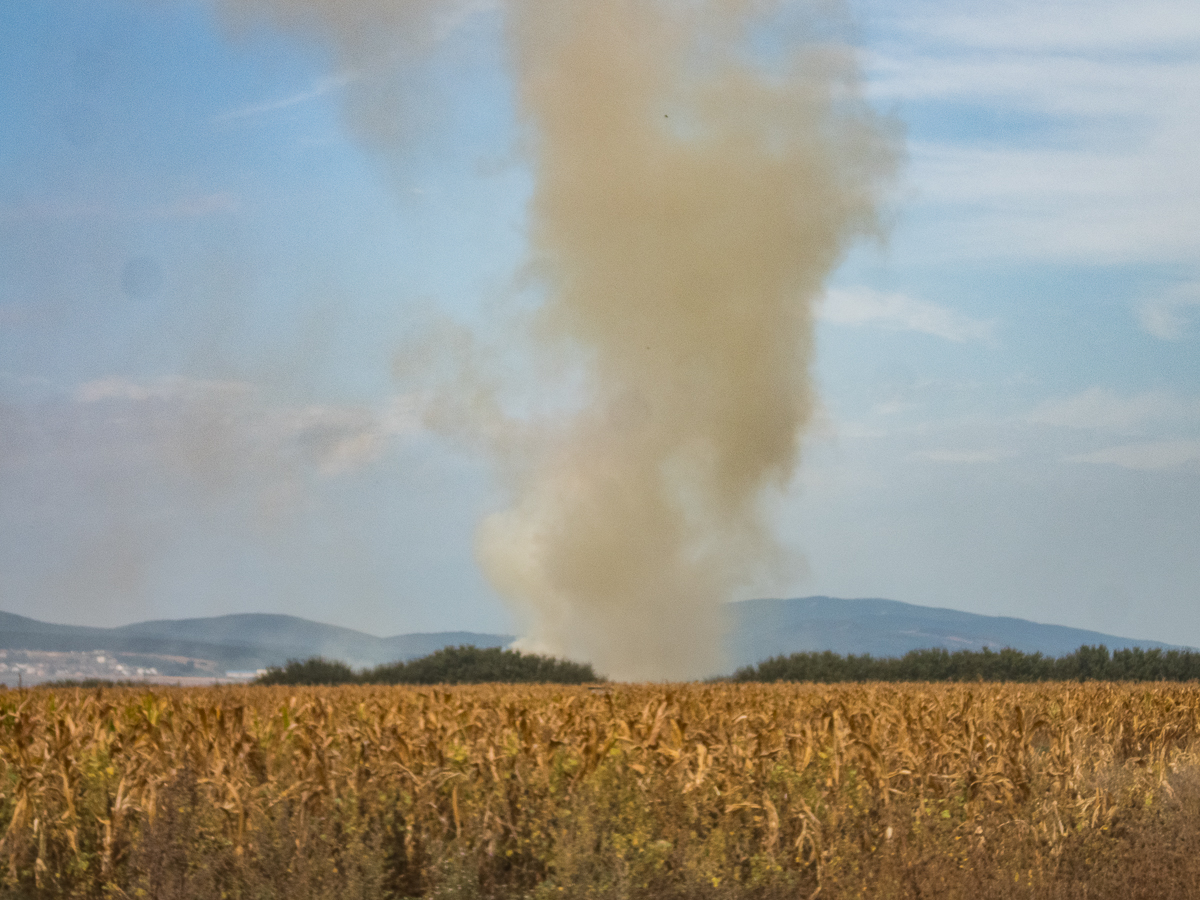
[1,0,1198,649]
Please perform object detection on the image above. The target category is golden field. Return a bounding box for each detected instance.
[4,682,1200,899]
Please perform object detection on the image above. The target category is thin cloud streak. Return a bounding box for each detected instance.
[213,73,357,123]
[903,137,1200,264]
[1067,440,1200,472]
[867,52,1200,120]
[1028,388,1200,433]
[75,377,250,405]
[912,449,1017,464]
[820,287,995,343]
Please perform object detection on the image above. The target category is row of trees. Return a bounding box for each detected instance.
[44,644,1197,688]
[734,644,1200,683]
[254,645,602,686]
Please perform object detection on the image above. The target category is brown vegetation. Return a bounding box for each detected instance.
[3,682,1200,898]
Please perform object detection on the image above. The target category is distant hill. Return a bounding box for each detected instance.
[112,614,512,670]
[0,610,512,679]
[726,597,1188,669]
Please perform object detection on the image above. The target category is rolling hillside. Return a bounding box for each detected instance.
[726,597,1185,668]
[0,610,512,681]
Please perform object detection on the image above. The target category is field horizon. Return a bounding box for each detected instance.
[1,596,1189,686]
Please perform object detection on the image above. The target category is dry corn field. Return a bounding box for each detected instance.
[4,683,1200,899]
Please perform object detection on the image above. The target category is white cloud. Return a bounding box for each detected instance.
[70,377,420,478]
[820,287,995,342]
[913,449,1016,464]
[832,422,890,440]
[1138,282,1200,340]
[860,0,1200,266]
[1067,440,1200,471]
[1027,388,1200,433]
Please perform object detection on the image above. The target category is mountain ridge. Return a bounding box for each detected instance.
[727,597,1187,666]
[1,598,1187,683]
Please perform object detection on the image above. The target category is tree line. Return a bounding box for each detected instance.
[733,644,1200,683]
[254,644,602,686]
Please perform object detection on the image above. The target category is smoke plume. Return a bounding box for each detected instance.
[228,0,898,679]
